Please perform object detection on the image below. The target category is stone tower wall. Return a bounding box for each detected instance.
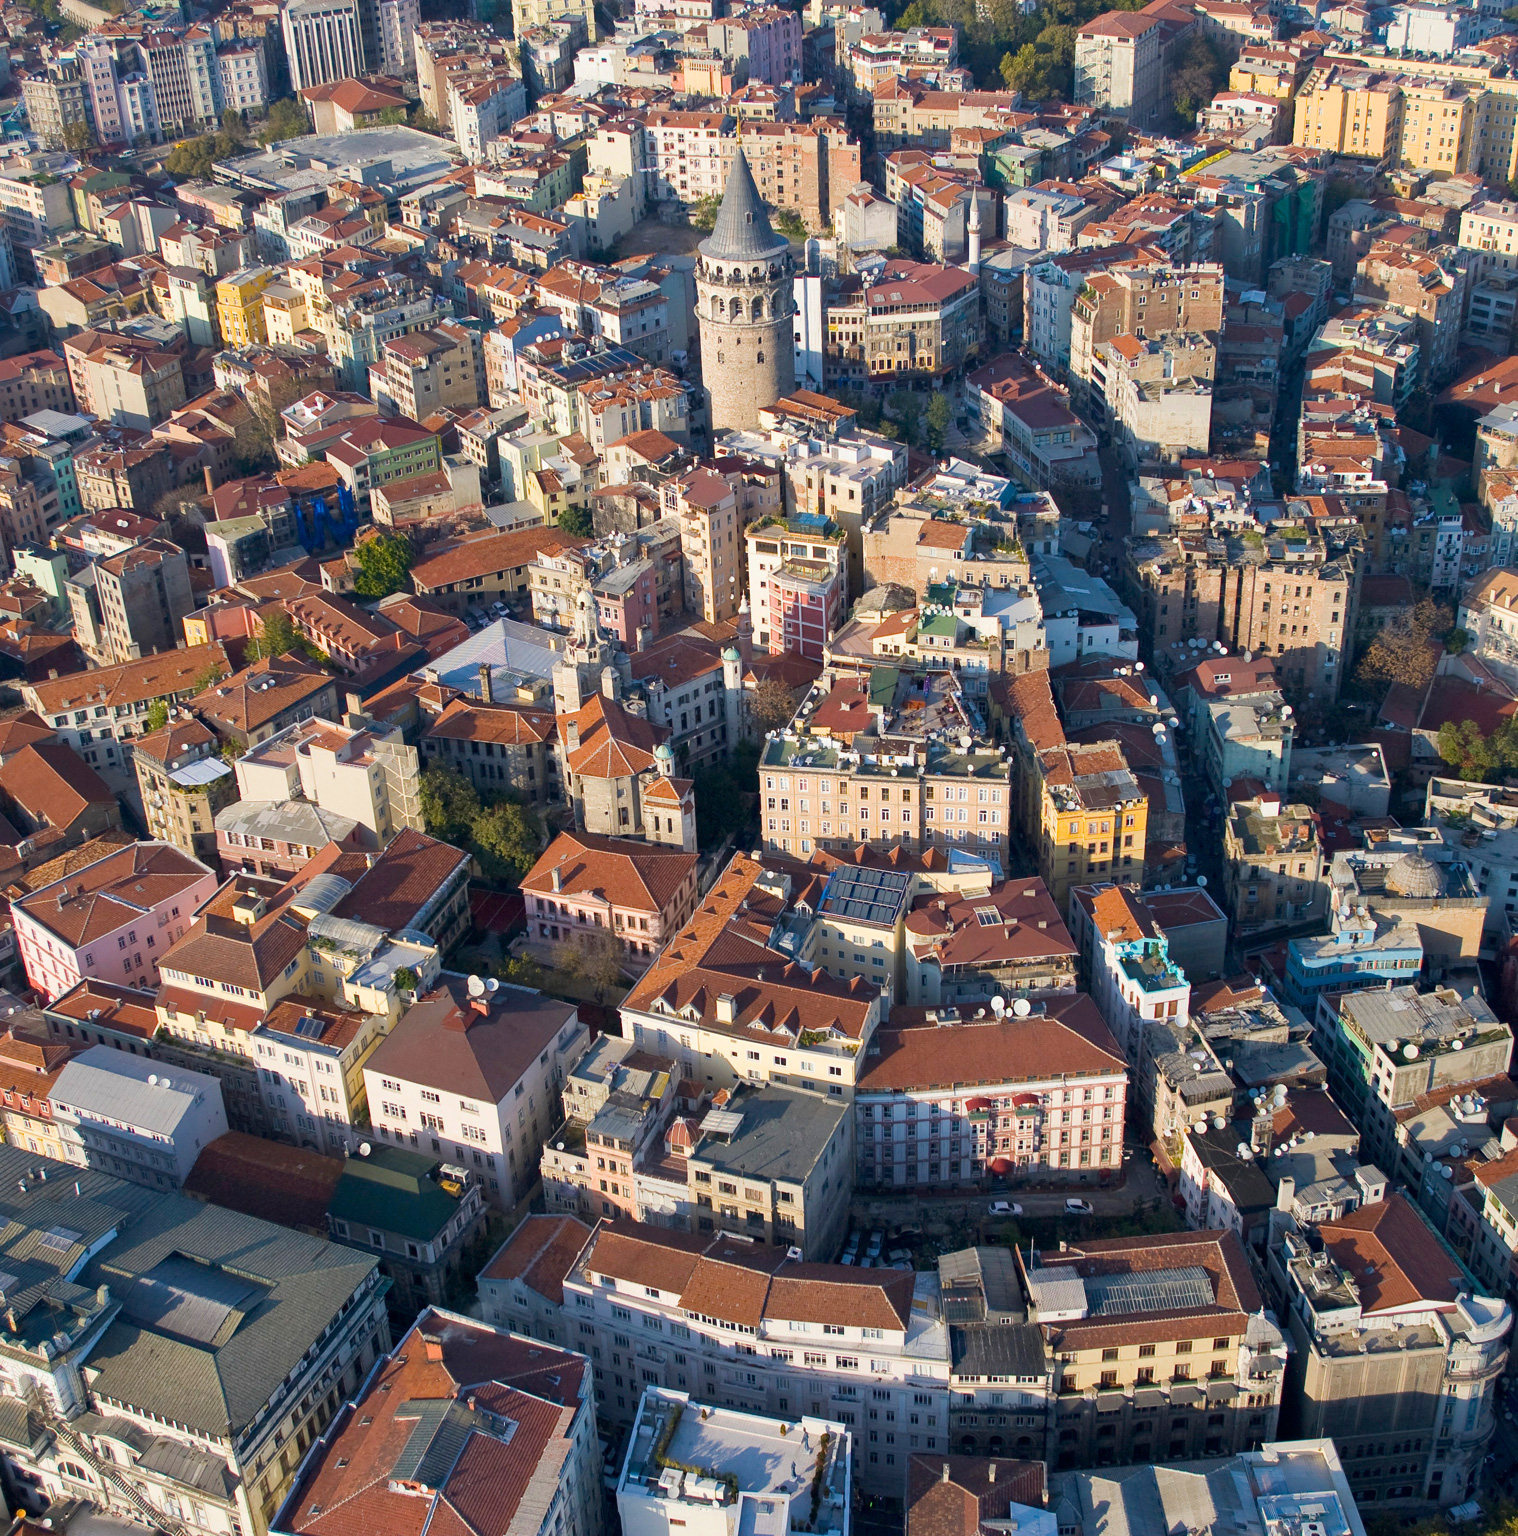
[696,256,797,433]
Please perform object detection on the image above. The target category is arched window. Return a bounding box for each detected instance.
[751,296,763,320]
[729,296,741,318]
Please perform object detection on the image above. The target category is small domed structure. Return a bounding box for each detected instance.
[1385,851,1445,899]
[654,742,675,761]
[722,645,741,662]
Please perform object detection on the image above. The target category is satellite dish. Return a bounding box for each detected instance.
[467,974,486,997]
[1194,1121,1207,1135]
[1404,1043,1419,1060]
[147,1074,158,1086]
[1197,875,1208,887]
[485,977,499,993]
[1442,1165,1454,1180]
[359,1142,372,1156]
[1213,1115,1227,1130]
[1135,661,1144,671]
[991,996,1006,1018]
[1012,997,1032,1017]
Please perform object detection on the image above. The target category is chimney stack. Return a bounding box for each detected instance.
[941,1464,950,1484]
[987,1464,995,1485]
[551,864,562,892]
[479,662,494,704]
[204,465,215,496]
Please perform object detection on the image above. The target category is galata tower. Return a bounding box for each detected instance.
[696,147,795,434]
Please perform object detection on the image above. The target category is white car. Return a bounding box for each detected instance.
[988,1201,1023,1216]
[1064,1198,1095,1215]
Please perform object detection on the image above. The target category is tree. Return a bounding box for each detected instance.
[248,606,298,662]
[1447,627,1471,656]
[143,699,170,733]
[220,107,244,137]
[1169,32,1226,125]
[774,207,807,242]
[1352,596,1451,696]
[552,928,627,1001]
[61,119,95,156]
[925,393,953,453]
[378,106,407,125]
[558,505,594,538]
[353,530,414,599]
[258,97,309,147]
[887,389,922,446]
[420,765,482,845]
[411,109,442,135]
[749,677,798,736]
[502,953,543,989]
[690,195,721,231]
[191,661,229,694]
[471,799,542,886]
[693,763,745,846]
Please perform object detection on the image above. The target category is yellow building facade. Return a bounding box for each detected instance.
[216,266,279,349]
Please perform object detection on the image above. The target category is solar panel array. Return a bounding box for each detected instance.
[820,866,912,927]
[1084,1264,1214,1316]
[293,1017,325,1040]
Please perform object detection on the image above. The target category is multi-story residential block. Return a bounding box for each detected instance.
[89,537,195,665]
[558,1217,943,1493]
[0,1144,391,1536]
[281,0,365,93]
[1031,1229,1287,1469]
[902,875,1078,1006]
[381,321,486,420]
[1318,983,1513,1182]
[276,1305,601,1536]
[1073,12,1163,126]
[1272,1193,1509,1510]
[190,652,343,750]
[232,714,423,850]
[12,839,218,1001]
[364,974,588,1208]
[61,326,187,429]
[521,831,699,970]
[758,671,1012,864]
[1459,199,1518,277]
[618,1388,851,1531]
[745,510,848,660]
[478,1212,593,1343]
[1068,883,1190,1068]
[1354,243,1467,385]
[1292,64,1405,159]
[857,993,1125,1189]
[824,260,982,387]
[49,1044,228,1189]
[0,351,74,424]
[132,715,237,865]
[0,1019,77,1162]
[619,850,886,1103]
[672,1081,851,1257]
[1033,739,1151,908]
[1223,792,1329,936]
[419,688,559,804]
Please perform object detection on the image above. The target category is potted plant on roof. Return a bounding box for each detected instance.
[393,965,419,1003]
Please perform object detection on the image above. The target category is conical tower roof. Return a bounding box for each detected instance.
[701,147,786,261]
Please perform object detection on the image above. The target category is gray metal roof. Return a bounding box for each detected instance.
[214,798,360,845]
[51,1047,220,1138]
[949,1321,1046,1378]
[690,1085,846,1184]
[700,148,787,262]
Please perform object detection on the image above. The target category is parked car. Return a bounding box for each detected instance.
[989,1200,1024,1216]
[1064,1198,1095,1215]
[866,1230,885,1258]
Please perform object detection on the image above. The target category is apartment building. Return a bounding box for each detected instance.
[619,851,887,1103]
[1459,199,1518,276]
[1272,1194,1508,1509]
[1317,984,1513,1183]
[1021,1230,1288,1468]
[61,327,187,429]
[49,1044,228,1189]
[233,715,423,848]
[276,1307,601,1536]
[856,994,1126,1189]
[825,260,982,386]
[0,350,74,424]
[0,1020,77,1162]
[1223,793,1329,936]
[281,0,364,93]
[902,875,1078,1006]
[1292,64,1405,158]
[559,1218,945,1494]
[12,839,218,1001]
[1069,261,1225,411]
[758,671,1012,864]
[1354,243,1467,385]
[364,975,588,1208]
[1073,12,1164,125]
[381,321,485,420]
[667,466,742,624]
[1070,883,1191,1068]
[522,830,699,969]
[419,690,558,804]
[0,1145,392,1536]
[1034,740,1151,908]
[618,1388,849,1536]
[132,715,236,865]
[90,537,195,665]
[745,510,849,660]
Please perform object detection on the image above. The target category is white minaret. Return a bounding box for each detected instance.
[967,195,981,276]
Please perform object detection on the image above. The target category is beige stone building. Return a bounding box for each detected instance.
[1070,260,1225,410]
[381,321,486,419]
[1292,64,1404,158]
[669,465,743,623]
[419,687,559,808]
[133,714,237,865]
[61,327,188,429]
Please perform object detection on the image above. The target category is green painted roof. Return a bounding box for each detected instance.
[920,614,959,638]
[868,667,899,707]
[328,1145,464,1243]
